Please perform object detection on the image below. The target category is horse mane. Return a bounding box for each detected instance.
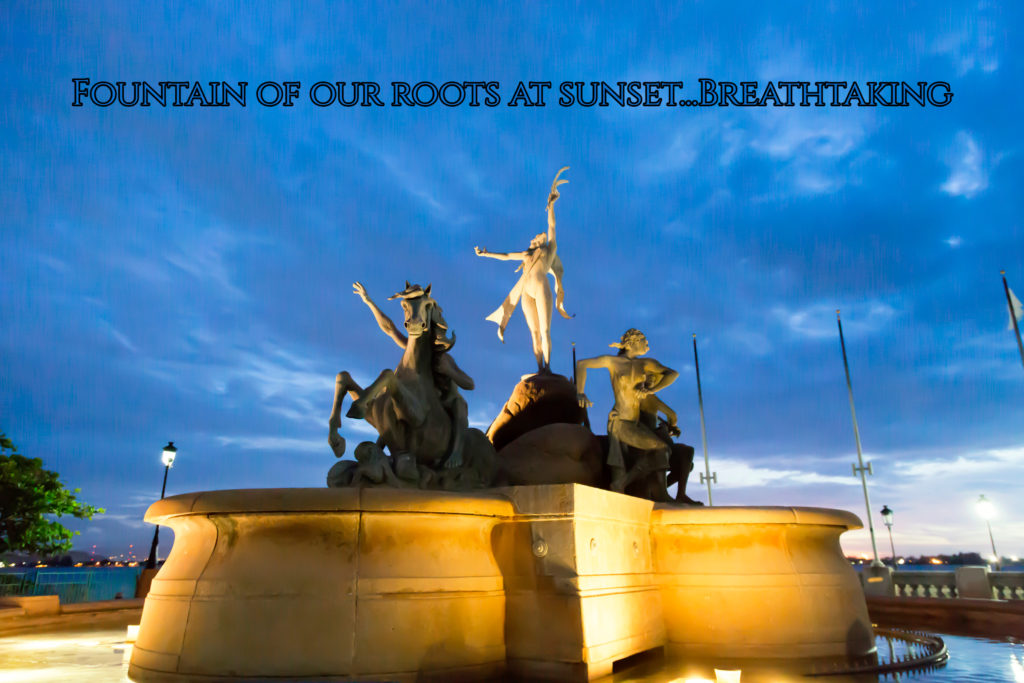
[430,302,455,354]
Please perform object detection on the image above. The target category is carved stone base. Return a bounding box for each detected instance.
[486,373,583,451]
[129,485,871,682]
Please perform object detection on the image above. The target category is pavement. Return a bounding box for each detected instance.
[0,616,137,682]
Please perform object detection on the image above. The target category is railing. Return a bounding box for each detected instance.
[991,572,1024,601]
[893,570,959,599]
[869,567,1024,600]
[0,567,141,603]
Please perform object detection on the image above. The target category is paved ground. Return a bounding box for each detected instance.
[1,620,1019,682]
[0,623,133,682]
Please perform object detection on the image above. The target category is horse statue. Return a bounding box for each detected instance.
[327,281,497,489]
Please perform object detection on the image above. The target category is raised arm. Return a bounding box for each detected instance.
[474,246,527,261]
[353,282,406,349]
[575,354,616,407]
[546,166,570,245]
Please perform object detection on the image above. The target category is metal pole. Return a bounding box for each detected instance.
[886,526,897,567]
[571,342,576,386]
[1001,271,1024,370]
[693,334,715,506]
[837,310,882,566]
[573,342,591,430]
[987,520,1000,570]
[145,464,171,569]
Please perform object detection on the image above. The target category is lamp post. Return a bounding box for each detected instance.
[145,442,177,569]
[880,505,897,567]
[975,495,1000,570]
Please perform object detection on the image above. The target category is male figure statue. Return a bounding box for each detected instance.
[476,167,572,373]
[575,329,679,500]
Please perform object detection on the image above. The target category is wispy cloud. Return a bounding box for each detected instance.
[928,8,1000,76]
[216,435,326,452]
[165,227,249,301]
[144,340,338,427]
[941,131,988,199]
[772,301,898,340]
[714,456,859,489]
[893,445,1024,479]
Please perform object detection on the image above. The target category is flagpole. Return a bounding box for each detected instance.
[573,341,591,430]
[1001,271,1024,370]
[836,310,882,567]
[693,334,716,506]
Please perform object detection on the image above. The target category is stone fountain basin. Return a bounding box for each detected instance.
[129,485,871,682]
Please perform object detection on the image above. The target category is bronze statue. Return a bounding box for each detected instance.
[575,329,681,501]
[476,167,572,374]
[328,282,496,489]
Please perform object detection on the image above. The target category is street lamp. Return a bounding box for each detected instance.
[975,494,1000,570]
[145,442,178,569]
[880,505,897,567]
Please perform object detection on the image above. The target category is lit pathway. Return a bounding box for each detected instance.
[0,627,129,683]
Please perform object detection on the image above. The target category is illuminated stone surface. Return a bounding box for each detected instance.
[129,485,869,682]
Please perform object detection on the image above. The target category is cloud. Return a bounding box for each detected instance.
[892,445,1024,480]
[215,435,326,453]
[772,301,898,340]
[941,131,988,199]
[165,227,249,301]
[944,236,962,248]
[102,323,138,353]
[928,10,1000,76]
[144,339,338,427]
[714,456,859,489]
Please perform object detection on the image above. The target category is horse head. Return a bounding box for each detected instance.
[388,282,455,349]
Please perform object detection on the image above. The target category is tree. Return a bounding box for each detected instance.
[0,432,104,556]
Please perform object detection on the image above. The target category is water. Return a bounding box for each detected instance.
[925,635,1024,682]
[0,566,141,603]
[601,634,1024,682]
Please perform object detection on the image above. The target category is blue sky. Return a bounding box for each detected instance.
[1,1,1022,561]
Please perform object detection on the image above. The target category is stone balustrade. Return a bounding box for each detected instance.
[862,565,1024,600]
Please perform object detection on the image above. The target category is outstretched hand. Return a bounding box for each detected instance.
[547,166,569,209]
[577,392,593,408]
[474,246,488,255]
[352,282,370,302]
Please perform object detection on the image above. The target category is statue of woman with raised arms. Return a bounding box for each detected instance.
[475,167,572,374]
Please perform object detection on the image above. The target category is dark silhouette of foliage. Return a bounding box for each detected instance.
[0,432,103,556]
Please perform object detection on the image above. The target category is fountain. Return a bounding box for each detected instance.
[128,169,880,682]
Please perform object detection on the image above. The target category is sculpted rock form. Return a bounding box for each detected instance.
[495,423,604,487]
[486,373,583,452]
[576,328,700,504]
[476,167,572,374]
[327,282,496,490]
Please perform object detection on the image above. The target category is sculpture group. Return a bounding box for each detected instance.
[328,168,700,504]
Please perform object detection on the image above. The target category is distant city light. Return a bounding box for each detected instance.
[897,558,906,565]
[929,558,943,565]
